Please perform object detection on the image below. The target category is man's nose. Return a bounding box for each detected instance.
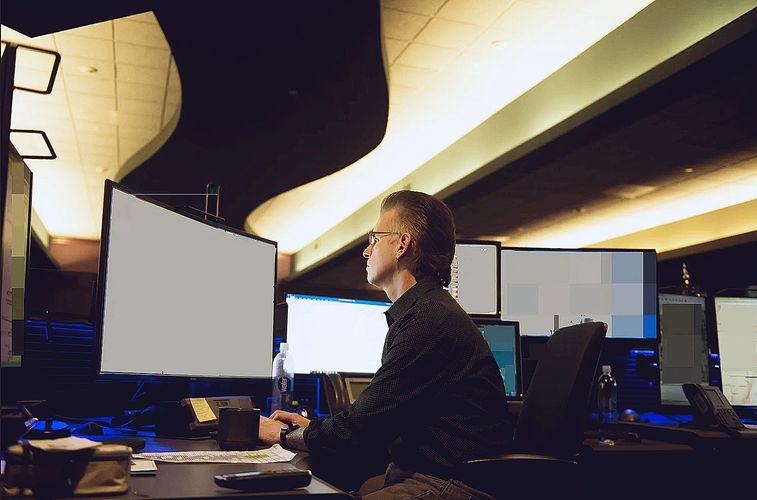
[363,244,372,259]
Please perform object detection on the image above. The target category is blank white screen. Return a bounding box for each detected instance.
[99,187,276,378]
[715,297,757,406]
[450,243,499,315]
[285,294,389,373]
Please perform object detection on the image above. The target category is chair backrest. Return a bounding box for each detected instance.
[513,321,607,458]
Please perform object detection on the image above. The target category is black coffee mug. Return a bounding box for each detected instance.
[217,407,260,451]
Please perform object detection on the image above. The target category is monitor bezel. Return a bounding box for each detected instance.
[454,239,502,319]
[473,318,523,400]
[499,246,659,339]
[94,179,278,381]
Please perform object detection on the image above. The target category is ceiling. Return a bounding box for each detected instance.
[291,24,757,294]
[2,0,757,293]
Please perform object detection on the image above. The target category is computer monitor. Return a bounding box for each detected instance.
[714,296,757,407]
[500,247,657,339]
[658,294,709,405]
[96,180,277,378]
[1,145,33,367]
[285,293,390,374]
[474,319,522,398]
[449,240,500,317]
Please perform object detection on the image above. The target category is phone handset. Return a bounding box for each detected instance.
[682,383,746,432]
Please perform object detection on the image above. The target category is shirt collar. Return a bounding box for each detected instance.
[384,275,442,326]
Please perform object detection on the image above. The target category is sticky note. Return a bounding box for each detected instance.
[189,398,216,423]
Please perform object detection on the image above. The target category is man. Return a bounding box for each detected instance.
[259,191,512,499]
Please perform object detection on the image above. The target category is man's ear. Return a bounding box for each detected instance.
[396,233,412,259]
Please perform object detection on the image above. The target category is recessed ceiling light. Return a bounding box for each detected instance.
[95,167,108,173]
[78,65,98,74]
[490,40,505,49]
[684,167,694,173]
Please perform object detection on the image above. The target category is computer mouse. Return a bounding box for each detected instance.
[619,408,640,422]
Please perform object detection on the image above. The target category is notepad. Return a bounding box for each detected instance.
[131,458,158,476]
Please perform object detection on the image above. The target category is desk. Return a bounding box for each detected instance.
[110,437,349,499]
[578,426,756,495]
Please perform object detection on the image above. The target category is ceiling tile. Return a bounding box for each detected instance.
[78,131,117,149]
[58,21,113,40]
[117,81,165,102]
[381,0,445,16]
[12,68,56,92]
[389,64,437,89]
[115,43,170,70]
[63,73,115,96]
[15,47,58,72]
[54,33,114,61]
[163,99,181,126]
[60,55,116,79]
[395,43,458,70]
[117,96,163,117]
[68,92,115,113]
[167,58,181,89]
[76,120,117,137]
[437,0,513,26]
[382,9,430,41]
[117,111,161,130]
[81,153,118,170]
[389,85,419,106]
[122,12,159,24]
[494,1,555,35]
[119,124,159,140]
[117,62,167,85]
[384,38,409,64]
[415,18,482,49]
[114,19,169,48]
[79,140,117,157]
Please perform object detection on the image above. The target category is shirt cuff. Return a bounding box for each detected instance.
[283,426,309,452]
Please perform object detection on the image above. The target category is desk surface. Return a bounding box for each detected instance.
[123,437,349,499]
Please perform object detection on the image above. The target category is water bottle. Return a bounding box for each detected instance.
[597,364,618,442]
[271,343,294,413]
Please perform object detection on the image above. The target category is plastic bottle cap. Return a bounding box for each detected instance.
[602,365,611,374]
[280,342,289,352]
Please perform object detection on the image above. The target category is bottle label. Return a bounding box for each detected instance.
[276,377,291,393]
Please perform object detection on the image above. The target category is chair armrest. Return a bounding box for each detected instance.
[460,454,578,495]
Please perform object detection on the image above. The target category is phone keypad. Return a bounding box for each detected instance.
[715,408,745,430]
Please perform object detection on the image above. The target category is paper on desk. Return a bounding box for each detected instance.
[131,458,158,475]
[133,444,296,464]
[26,436,102,452]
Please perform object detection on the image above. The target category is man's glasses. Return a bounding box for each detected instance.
[367,231,400,246]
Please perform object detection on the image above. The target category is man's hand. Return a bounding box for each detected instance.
[258,415,287,446]
[269,410,311,428]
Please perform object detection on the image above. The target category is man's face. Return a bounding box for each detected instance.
[363,209,400,288]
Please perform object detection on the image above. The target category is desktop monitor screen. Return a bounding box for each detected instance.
[449,240,500,317]
[714,297,757,407]
[500,247,657,338]
[96,181,277,378]
[658,294,709,405]
[285,294,390,374]
[474,319,521,398]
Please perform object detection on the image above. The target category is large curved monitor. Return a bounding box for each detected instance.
[500,247,657,339]
[96,181,277,378]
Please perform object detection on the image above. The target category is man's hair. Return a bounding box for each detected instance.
[381,190,456,286]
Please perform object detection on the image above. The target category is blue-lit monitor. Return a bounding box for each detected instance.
[658,294,709,406]
[714,297,757,407]
[500,247,657,338]
[474,319,521,398]
[96,181,277,379]
[285,294,390,374]
[449,240,500,317]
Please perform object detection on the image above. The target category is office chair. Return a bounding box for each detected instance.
[461,321,608,495]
